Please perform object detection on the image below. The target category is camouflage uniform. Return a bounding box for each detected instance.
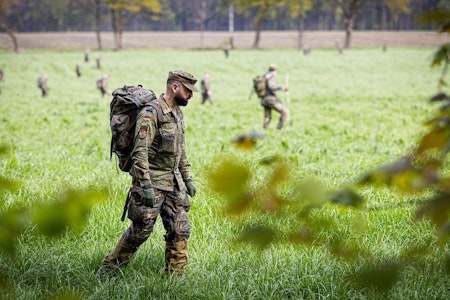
[37,74,49,97]
[97,74,109,97]
[100,71,197,276]
[262,66,289,129]
[201,72,213,105]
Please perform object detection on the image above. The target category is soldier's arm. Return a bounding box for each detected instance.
[178,115,192,181]
[131,107,158,187]
[267,77,283,92]
[179,144,192,181]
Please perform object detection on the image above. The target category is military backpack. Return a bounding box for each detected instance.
[109,85,157,172]
[252,75,267,98]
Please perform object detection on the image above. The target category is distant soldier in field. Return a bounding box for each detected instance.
[335,41,343,54]
[303,44,311,56]
[223,43,232,59]
[96,73,109,97]
[200,71,213,105]
[96,55,101,69]
[84,48,90,62]
[37,73,49,97]
[261,64,289,130]
[76,62,82,78]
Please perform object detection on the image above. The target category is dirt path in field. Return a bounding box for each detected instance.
[0,31,448,51]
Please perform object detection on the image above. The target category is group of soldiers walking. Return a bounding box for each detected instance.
[37,48,108,98]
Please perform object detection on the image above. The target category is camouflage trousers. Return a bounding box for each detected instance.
[101,186,191,273]
[262,97,289,129]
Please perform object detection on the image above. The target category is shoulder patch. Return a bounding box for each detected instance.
[144,107,154,120]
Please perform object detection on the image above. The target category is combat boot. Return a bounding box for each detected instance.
[164,240,188,275]
[96,236,137,280]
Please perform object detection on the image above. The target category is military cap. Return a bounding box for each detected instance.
[269,63,277,71]
[168,70,199,92]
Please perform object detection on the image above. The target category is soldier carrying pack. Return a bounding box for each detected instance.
[109,85,157,172]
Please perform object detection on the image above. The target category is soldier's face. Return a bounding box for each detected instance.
[174,83,192,106]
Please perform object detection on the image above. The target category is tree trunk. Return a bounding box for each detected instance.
[297,13,304,49]
[344,16,354,49]
[95,0,102,50]
[110,8,121,51]
[0,23,19,53]
[253,20,262,50]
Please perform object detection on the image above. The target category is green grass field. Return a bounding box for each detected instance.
[1,47,449,299]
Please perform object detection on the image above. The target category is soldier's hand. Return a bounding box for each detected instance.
[142,184,155,207]
[185,179,196,197]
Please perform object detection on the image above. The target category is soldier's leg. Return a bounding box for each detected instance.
[263,106,272,129]
[161,190,190,274]
[273,101,290,129]
[99,189,163,268]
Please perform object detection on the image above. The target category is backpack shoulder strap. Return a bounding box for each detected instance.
[146,100,164,128]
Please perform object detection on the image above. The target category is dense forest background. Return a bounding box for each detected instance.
[3,0,449,33]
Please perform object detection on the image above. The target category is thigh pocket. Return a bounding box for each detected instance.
[175,211,190,239]
[128,194,152,224]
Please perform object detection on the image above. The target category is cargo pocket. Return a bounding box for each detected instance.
[175,211,190,239]
[127,190,149,224]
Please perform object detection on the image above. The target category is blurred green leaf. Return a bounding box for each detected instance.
[32,187,108,237]
[268,160,290,187]
[353,261,400,293]
[417,124,450,157]
[292,178,326,207]
[259,155,282,165]
[288,228,316,245]
[0,207,30,256]
[437,222,450,245]
[419,10,450,30]
[329,240,360,260]
[231,131,264,150]
[327,188,364,208]
[237,224,276,249]
[359,157,431,192]
[0,176,20,192]
[428,92,450,103]
[208,159,250,194]
[224,191,254,215]
[415,192,450,229]
[440,21,450,34]
[0,143,11,157]
[430,43,450,67]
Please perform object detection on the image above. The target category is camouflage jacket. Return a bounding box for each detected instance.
[130,94,192,192]
[264,71,282,98]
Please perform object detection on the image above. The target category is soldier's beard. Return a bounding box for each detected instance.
[174,91,189,106]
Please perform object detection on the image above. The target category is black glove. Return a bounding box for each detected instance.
[185,179,196,197]
[142,184,155,207]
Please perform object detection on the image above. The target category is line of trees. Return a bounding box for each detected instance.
[1,0,449,52]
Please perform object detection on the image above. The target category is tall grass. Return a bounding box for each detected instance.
[0,47,448,299]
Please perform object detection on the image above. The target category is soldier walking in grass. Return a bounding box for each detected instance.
[95,55,101,69]
[96,73,109,97]
[37,73,49,97]
[76,62,81,78]
[97,70,198,278]
[261,64,289,130]
[200,71,213,105]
